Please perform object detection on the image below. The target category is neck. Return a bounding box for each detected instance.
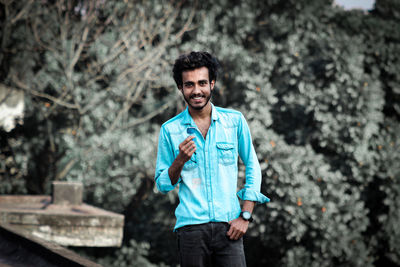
[188,102,212,121]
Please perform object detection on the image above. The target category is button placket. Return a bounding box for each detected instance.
[205,125,215,219]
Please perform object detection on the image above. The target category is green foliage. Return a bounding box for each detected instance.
[180,1,399,266]
[374,118,400,264]
[96,239,158,267]
[374,0,400,20]
[1,1,190,265]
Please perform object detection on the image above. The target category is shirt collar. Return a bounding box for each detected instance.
[211,103,219,121]
[182,103,219,125]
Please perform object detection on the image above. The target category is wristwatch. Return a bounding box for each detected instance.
[240,211,253,222]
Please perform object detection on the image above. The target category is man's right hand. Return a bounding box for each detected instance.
[177,136,197,164]
[168,136,196,185]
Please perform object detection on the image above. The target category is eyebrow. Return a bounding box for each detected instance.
[183,79,209,87]
[184,79,208,84]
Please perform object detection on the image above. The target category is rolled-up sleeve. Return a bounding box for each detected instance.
[237,114,270,204]
[155,126,178,194]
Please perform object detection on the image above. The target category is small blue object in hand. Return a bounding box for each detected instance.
[186,127,197,158]
[187,127,196,135]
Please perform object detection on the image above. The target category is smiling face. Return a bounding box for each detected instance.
[180,67,215,111]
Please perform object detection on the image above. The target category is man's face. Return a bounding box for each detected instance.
[180,67,215,111]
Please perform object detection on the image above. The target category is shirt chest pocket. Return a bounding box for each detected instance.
[216,142,236,166]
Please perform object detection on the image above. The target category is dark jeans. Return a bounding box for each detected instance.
[176,222,246,267]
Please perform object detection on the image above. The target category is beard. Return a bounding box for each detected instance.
[183,86,213,110]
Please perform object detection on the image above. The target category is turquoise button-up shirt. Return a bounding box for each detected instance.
[155,104,270,230]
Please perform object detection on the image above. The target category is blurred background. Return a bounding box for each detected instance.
[0,0,399,266]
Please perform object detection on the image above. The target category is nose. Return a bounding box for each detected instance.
[192,83,201,94]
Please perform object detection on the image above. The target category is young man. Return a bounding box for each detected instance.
[155,51,270,267]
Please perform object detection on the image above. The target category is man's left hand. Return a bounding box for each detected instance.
[226,217,249,240]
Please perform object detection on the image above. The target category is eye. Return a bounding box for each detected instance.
[184,83,193,88]
[199,81,208,86]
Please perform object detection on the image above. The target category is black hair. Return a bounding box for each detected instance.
[172,51,220,88]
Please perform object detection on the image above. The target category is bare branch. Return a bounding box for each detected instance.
[31,20,58,53]
[122,97,177,129]
[68,25,89,72]
[10,0,34,25]
[12,75,79,109]
[0,0,14,6]
[109,78,147,131]
[68,2,96,72]
[172,0,197,41]
[55,157,76,180]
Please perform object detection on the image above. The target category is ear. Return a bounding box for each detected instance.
[210,80,215,90]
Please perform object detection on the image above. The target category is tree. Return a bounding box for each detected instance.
[174,0,399,266]
[1,0,194,265]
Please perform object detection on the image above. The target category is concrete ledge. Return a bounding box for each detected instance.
[52,182,83,206]
[0,223,103,267]
[0,195,124,247]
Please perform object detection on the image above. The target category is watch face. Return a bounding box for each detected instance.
[242,211,251,220]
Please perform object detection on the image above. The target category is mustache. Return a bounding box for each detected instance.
[190,94,205,99]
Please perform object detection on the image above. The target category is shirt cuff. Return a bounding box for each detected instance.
[237,188,270,204]
[156,168,178,194]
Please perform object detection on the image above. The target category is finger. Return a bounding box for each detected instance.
[235,225,245,239]
[185,144,197,156]
[179,138,192,150]
[228,225,239,240]
[235,230,243,240]
[181,136,195,146]
[231,229,239,240]
[182,142,196,155]
[182,140,195,151]
[236,231,244,240]
[231,231,239,240]
[226,225,233,237]
[188,146,196,156]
